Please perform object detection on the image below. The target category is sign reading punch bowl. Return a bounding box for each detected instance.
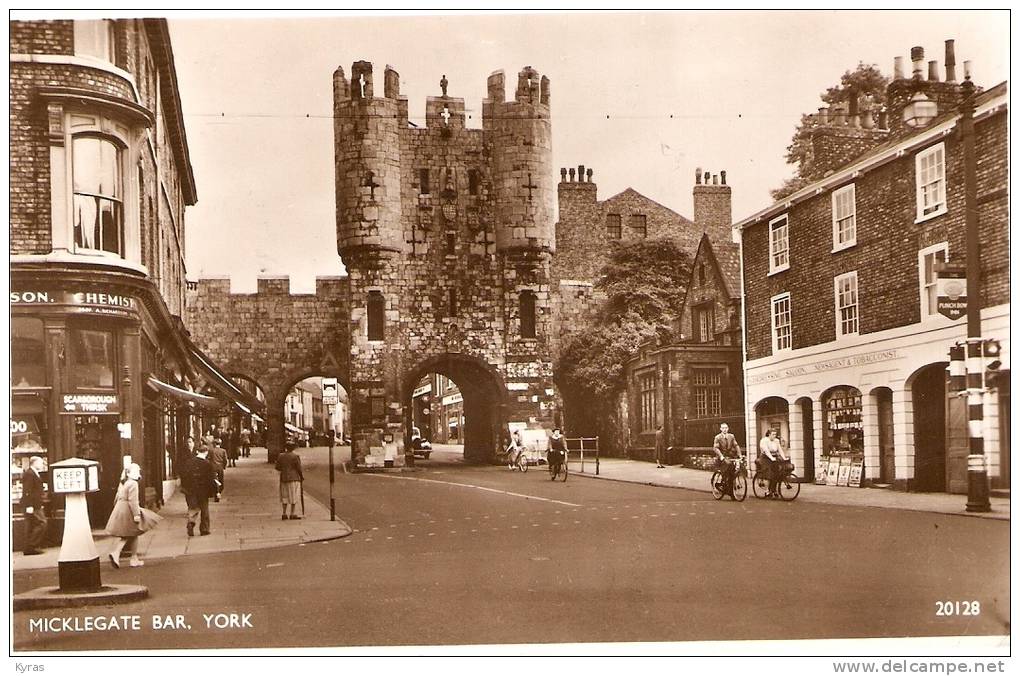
[935,263,967,321]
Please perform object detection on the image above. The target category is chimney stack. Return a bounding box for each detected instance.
[894,56,905,80]
[693,164,732,241]
[928,60,940,82]
[945,39,957,82]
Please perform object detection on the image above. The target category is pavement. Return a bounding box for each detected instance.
[568,455,1010,520]
[12,447,352,572]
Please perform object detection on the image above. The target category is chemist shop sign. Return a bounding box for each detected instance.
[62,393,120,414]
[11,289,136,318]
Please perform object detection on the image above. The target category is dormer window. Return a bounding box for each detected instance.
[74,20,115,63]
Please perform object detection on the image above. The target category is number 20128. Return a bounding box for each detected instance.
[936,601,980,616]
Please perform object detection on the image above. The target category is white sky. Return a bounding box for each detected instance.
[161,10,1009,292]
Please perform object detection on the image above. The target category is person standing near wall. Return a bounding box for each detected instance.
[655,424,666,468]
[275,442,304,520]
[20,456,47,555]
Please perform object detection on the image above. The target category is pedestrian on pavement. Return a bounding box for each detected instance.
[275,441,304,520]
[209,438,228,501]
[105,463,162,568]
[225,427,239,468]
[181,439,218,536]
[240,427,252,457]
[20,456,47,555]
[204,424,218,449]
[713,423,741,490]
[655,424,666,468]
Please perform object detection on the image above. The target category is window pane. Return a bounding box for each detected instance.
[74,20,113,62]
[72,329,115,388]
[11,318,46,387]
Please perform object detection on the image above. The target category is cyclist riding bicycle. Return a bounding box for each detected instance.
[713,422,741,492]
[547,428,566,476]
[505,429,525,466]
[758,428,789,498]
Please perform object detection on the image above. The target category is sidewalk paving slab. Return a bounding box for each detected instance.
[571,457,1009,520]
[12,447,352,573]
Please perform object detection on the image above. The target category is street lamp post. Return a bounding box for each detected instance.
[959,68,991,513]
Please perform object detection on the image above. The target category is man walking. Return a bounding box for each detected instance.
[181,439,217,536]
[240,427,252,458]
[275,442,304,520]
[209,438,227,502]
[21,456,47,555]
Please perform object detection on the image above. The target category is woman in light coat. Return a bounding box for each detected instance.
[105,463,160,567]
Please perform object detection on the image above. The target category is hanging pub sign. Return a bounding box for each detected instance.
[10,288,136,318]
[934,263,967,321]
[61,393,120,414]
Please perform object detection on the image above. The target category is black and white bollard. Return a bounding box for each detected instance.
[50,457,102,592]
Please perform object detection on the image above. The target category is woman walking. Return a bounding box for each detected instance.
[105,463,162,568]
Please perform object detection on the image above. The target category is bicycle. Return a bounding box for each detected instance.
[752,460,801,501]
[498,445,529,472]
[548,450,568,482]
[710,456,747,501]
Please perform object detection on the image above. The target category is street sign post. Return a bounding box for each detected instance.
[327,403,336,521]
[322,377,339,406]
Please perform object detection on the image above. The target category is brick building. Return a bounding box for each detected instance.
[554,166,733,284]
[10,19,258,542]
[624,234,744,463]
[737,42,1009,493]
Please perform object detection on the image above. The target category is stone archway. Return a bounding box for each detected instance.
[266,368,351,463]
[403,354,510,464]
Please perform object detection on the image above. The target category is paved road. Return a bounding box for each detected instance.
[13,447,1010,651]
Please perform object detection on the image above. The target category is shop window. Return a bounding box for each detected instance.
[692,369,723,418]
[11,318,46,387]
[823,386,863,456]
[606,214,622,239]
[769,214,789,274]
[629,214,647,238]
[918,242,949,319]
[74,19,115,63]
[72,135,124,257]
[367,291,385,341]
[519,290,537,338]
[12,395,49,508]
[638,370,657,432]
[71,328,115,388]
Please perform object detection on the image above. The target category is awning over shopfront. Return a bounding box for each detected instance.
[284,422,304,434]
[183,337,265,417]
[146,376,221,409]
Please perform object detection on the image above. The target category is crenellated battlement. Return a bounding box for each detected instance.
[187,276,350,299]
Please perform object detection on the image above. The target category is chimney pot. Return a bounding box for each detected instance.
[911,46,925,79]
[560,167,567,182]
[928,60,940,82]
[695,167,702,185]
[578,165,585,182]
[878,108,889,130]
[945,39,957,82]
[963,60,972,80]
[720,170,727,186]
[894,56,905,80]
[712,173,718,186]
[586,168,593,182]
[861,108,874,129]
[568,167,576,182]
[817,106,829,125]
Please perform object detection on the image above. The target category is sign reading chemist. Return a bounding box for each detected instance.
[11,289,136,318]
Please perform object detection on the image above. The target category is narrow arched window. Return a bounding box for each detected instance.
[448,288,458,317]
[520,290,537,338]
[367,291,385,340]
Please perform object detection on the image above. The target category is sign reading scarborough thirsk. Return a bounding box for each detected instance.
[935,263,967,321]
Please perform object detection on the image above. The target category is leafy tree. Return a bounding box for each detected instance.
[555,238,692,445]
[771,62,889,200]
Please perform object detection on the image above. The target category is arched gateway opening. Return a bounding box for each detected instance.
[404,354,509,465]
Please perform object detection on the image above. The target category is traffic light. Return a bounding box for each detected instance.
[984,339,1003,388]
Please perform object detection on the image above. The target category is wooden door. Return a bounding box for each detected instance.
[945,392,969,494]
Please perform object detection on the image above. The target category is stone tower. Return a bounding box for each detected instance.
[333,62,557,467]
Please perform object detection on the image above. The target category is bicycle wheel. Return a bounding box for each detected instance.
[779,472,801,501]
[710,471,725,500]
[549,463,558,481]
[559,460,568,482]
[752,472,770,499]
[518,455,529,473]
[731,472,747,502]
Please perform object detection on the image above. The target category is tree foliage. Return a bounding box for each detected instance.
[556,238,692,409]
[771,62,890,201]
